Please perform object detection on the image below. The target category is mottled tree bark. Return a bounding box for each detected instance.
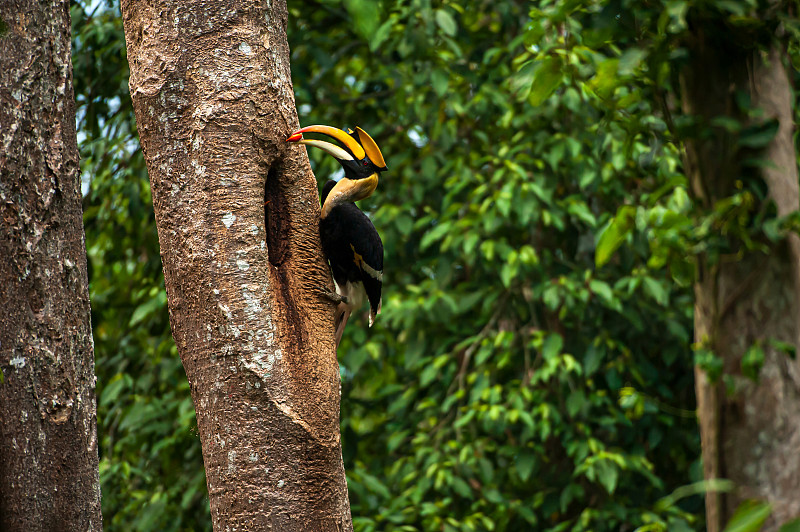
[120,0,351,529]
[682,24,800,531]
[0,0,102,530]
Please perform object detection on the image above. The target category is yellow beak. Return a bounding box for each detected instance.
[286,125,366,160]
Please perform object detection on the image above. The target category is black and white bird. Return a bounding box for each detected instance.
[287,125,387,346]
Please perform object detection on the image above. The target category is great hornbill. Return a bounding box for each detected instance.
[286,125,387,347]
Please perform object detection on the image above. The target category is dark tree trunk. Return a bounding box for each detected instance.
[0,0,102,530]
[682,24,800,531]
[120,0,352,529]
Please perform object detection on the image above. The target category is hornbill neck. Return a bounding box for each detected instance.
[320,174,379,219]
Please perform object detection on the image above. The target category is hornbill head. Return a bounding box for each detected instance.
[286,125,387,217]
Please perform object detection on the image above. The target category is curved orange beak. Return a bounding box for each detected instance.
[286,125,366,160]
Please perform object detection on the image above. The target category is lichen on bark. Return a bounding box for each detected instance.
[0,0,102,528]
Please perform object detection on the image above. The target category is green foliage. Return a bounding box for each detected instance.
[722,500,772,532]
[717,501,800,532]
[780,518,800,532]
[74,0,800,530]
[741,343,765,382]
[596,206,636,267]
[290,0,707,529]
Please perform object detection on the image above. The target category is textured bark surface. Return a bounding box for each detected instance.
[682,27,800,531]
[0,0,102,530]
[120,0,352,529]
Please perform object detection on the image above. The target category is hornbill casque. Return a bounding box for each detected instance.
[286,125,387,347]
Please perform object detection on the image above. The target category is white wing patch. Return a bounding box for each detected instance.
[350,244,383,281]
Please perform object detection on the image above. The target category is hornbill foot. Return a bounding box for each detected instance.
[320,290,348,305]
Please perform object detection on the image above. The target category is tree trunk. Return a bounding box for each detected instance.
[682,25,800,531]
[120,0,352,529]
[0,0,102,530]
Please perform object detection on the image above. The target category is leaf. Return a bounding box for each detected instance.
[395,213,413,236]
[617,47,647,76]
[515,451,536,482]
[568,201,597,227]
[642,277,668,306]
[129,296,163,326]
[519,245,538,265]
[451,476,473,498]
[769,338,796,360]
[723,499,772,532]
[511,60,537,101]
[420,221,450,251]
[369,17,394,51]
[485,488,504,504]
[695,348,724,382]
[419,363,439,387]
[343,0,382,41]
[584,344,604,376]
[500,251,519,288]
[741,343,765,382]
[453,410,476,429]
[739,120,779,149]
[528,56,563,107]
[542,333,563,361]
[595,460,619,494]
[711,116,742,133]
[779,518,800,532]
[524,18,545,46]
[102,374,130,404]
[566,390,585,417]
[435,9,457,37]
[358,470,392,500]
[431,69,449,97]
[560,483,584,513]
[595,205,636,267]
[717,0,747,15]
[655,479,735,512]
[589,58,620,99]
[589,279,614,304]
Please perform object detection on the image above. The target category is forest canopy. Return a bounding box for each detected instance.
[73,0,800,530]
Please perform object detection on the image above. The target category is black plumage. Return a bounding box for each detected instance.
[286,124,387,346]
[319,180,383,339]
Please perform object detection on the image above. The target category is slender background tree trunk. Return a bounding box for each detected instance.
[0,0,102,529]
[121,0,352,528]
[682,25,800,531]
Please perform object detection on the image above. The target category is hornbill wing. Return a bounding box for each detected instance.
[347,215,383,325]
[319,196,383,326]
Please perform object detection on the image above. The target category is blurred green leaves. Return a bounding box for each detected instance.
[596,205,636,267]
[344,0,383,42]
[74,0,800,530]
[512,56,563,106]
[723,500,772,532]
[434,9,457,37]
[289,0,706,529]
[527,56,563,106]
